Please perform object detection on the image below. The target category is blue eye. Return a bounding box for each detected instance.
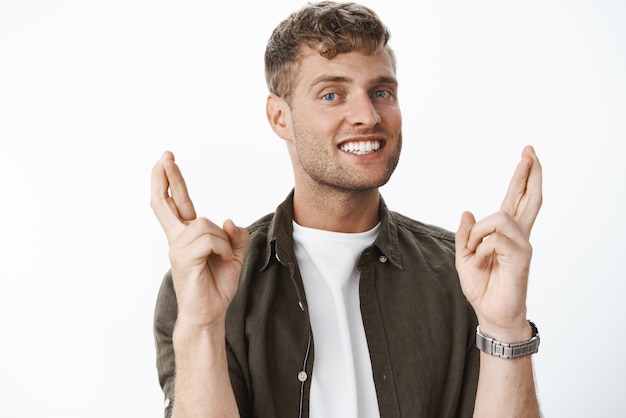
[322,92,337,101]
[373,90,391,99]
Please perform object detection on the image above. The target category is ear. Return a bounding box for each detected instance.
[266,93,292,141]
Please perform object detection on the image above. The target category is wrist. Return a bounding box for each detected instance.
[476,316,532,344]
[476,320,540,359]
[173,317,226,347]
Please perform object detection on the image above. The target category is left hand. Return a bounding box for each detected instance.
[455,145,543,341]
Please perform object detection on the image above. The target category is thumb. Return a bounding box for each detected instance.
[455,211,475,261]
[223,219,250,260]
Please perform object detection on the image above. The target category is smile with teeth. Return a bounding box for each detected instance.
[339,140,382,155]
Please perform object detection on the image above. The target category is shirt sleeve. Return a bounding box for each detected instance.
[153,270,177,418]
[153,270,252,418]
[455,320,480,418]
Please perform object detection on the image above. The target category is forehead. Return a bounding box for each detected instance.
[294,48,397,92]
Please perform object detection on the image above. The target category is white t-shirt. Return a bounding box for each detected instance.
[292,221,381,418]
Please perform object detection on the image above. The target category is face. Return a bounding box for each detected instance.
[283,48,402,194]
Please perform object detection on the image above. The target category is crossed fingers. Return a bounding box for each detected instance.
[499,145,543,239]
[150,151,198,245]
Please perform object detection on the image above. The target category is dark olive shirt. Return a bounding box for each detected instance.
[154,191,479,418]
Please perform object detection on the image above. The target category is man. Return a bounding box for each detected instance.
[151,2,542,417]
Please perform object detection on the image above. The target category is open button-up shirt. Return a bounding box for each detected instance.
[154,191,479,418]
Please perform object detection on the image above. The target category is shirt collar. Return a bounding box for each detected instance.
[261,190,403,271]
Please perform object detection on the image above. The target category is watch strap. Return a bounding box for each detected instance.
[476,320,540,359]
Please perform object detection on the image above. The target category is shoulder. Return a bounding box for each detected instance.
[245,212,274,237]
[386,210,456,259]
[245,191,295,245]
[390,211,455,243]
[244,212,277,261]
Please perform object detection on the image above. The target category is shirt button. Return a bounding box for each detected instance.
[379,255,388,263]
[297,371,308,382]
[164,398,171,408]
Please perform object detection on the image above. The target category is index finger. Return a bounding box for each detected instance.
[500,145,543,238]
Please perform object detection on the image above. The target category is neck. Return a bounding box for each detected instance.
[292,186,380,233]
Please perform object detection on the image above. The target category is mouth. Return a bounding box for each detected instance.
[339,140,382,155]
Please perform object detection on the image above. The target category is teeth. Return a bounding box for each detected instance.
[340,141,381,155]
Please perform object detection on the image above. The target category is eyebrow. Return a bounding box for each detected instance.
[309,75,398,90]
[309,75,350,89]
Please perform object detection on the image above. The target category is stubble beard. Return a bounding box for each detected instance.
[292,123,402,195]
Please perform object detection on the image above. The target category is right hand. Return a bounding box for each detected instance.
[150,151,249,329]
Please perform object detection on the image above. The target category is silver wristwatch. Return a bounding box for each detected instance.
[476,320,540,359]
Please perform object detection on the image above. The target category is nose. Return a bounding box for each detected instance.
[346,92,381,127]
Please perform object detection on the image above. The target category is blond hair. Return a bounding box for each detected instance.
[265,1,395,102]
